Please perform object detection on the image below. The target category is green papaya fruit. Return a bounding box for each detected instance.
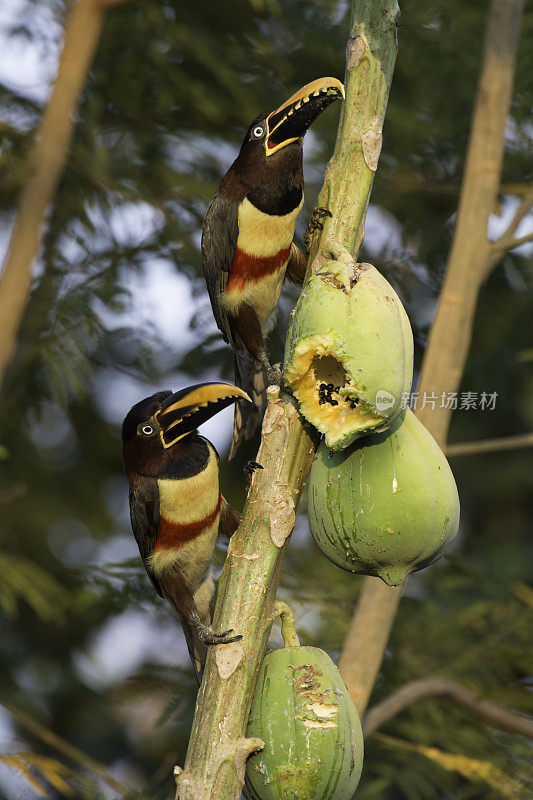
[246,645,363,800]
[283,259,413,450]
[307,409,460,586]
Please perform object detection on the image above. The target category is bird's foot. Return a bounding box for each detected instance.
[267,362,283,387]
[265,365,295,399]
[198,624,242,646]
[304,206,332,255]
[244,460,264,478]
[190,611,242,645]
[257,352,280,387]
[259,355,289,392]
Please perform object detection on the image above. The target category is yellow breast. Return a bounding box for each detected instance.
[157,446,219,524]
[236,196,304,257]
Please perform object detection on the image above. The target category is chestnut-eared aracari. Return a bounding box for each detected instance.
[202,77,344,458]
[122,382,251,680]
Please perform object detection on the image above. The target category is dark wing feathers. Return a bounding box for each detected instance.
[285,243,308,286]
[201,193,239,348]
[202,188,267,456]
[128,480,162,597]
[219,498,242,538]
[230,352,266,459]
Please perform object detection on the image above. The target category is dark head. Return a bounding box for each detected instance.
[239,77,344,161]
[122,383,251,478]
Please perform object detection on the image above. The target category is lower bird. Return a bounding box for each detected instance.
[121,382,251,680]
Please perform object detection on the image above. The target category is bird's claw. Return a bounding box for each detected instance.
[314,206,333,220]
[304,206,333,255]
[258,353,281,388]
[244,460,264,477]
[267,363,283,387]
[264,363,294,399]
[197,623,243,646]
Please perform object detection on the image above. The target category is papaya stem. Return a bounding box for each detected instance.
[325,241,353,264]
[274,601,301,647]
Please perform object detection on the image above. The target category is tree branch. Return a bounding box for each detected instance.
[492,185,533,247]
[0,0,129,391]
[338,0,525,718]
[1,700,132,796]
[484,184,533,273]
[500,231,533,251]
[485,230,533,274]
[445,432,533,457]
[363,677,533,739]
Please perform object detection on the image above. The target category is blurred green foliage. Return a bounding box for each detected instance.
[0,0,532,798]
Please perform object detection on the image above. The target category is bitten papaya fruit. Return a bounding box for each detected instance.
[283,259,413,450]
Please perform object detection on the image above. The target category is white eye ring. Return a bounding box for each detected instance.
[141,425,154,436]
[252,125,264,138]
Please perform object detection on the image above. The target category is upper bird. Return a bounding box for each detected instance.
[202,77,344,458]
[122,382,251,680]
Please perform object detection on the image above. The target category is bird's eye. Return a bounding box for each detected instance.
[252,125,264,138]
[141,425,154,436]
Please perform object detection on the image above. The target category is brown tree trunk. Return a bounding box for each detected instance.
[337,0,525,717]
[363,677,533,739]
[0,0,128,390]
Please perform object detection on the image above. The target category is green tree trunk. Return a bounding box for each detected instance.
[175,2,399,798]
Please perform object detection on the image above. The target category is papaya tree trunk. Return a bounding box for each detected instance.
[175,2,399,798]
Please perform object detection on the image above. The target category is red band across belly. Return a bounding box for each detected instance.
[225,245,291,293]
[154,494,222,551]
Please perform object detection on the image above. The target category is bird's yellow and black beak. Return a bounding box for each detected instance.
[155,382,251,448]
[265,77,344,157]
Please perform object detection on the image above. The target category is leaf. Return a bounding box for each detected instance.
[0,751,74,797]
[0,553,69,621]
[375,733,527,800]
[0,754,48,796]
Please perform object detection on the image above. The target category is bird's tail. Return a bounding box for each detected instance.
[164,576,214,685]
[230,351,267,459]
[181,622,207,685]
